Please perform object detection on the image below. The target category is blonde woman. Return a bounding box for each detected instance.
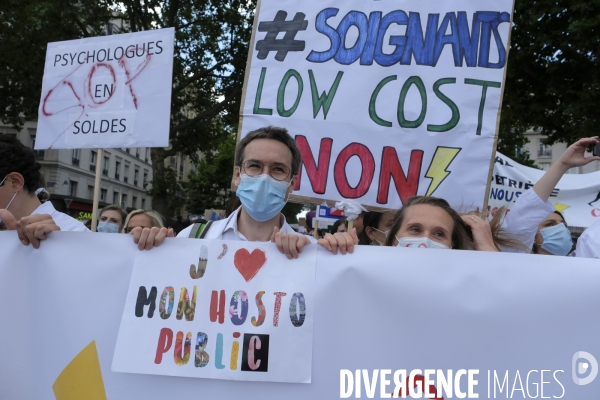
[123,209,165,234]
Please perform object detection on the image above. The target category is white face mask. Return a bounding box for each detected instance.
[395,236,450,250]
[370,227,389,246]
[0,175,17,210]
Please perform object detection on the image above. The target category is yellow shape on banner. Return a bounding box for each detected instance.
[425,147,461,196]
[554,203,570,213]
[53,341,107,400]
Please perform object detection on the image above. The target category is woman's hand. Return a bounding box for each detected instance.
[557,136,600,169]
[318,228,359,255]
[461,214,498,252]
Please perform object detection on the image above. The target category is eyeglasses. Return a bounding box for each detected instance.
[241,160,291,181]
[0,175,8,187]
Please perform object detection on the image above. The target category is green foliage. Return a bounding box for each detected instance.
[146,166,186,216]
[184,133,236,214]
[281,202,306,224]
[499,0,600,160]
[0,0,256,218]
[0,0,113,128]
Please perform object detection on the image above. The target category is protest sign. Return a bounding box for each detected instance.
[3,232,600,399]
[238,0,515,210]
[36,28,174,149]
[490,152,600,228]
[112,239,316,383]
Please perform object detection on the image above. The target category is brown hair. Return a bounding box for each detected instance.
[358,211,383,245]
[0,134,45,194]
[384,196,474,250]
[465,207,529,252]
[235,126,302,176]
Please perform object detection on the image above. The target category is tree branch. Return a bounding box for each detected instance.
[173,61,225,95]
[162,147,178,158]
[170,87,241,135]
[134,1,150,31]
[175,16,202,30]
[167,0,180,27]
[74,18,90,37]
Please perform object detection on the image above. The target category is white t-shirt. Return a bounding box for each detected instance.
[31,201,89,232]
[500,189,555,252]
[576,218,600,259]
[178,206,316,243]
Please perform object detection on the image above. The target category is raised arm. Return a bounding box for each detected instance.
[533,137,600,201]
[502,137,600,251]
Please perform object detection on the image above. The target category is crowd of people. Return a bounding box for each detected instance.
[1,128,599,259]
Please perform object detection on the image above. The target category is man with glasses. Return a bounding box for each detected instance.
[134,126,315,259]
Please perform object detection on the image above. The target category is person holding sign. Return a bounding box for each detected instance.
[357,211,396,246]
[383,196,500,251]
[502,137,600,256]
[123,209,165,233]
[320,196,518,253]
[0,135,87,247]
[135,126,315,259]
[98,205,127,233]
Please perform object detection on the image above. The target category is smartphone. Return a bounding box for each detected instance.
[594,143,600,157]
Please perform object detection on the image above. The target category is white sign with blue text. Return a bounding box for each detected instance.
[239,0,515,210]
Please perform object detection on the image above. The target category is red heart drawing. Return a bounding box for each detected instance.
[233,248,267,282]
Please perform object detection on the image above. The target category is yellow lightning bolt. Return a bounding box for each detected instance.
[554,203,570,213]
[425,147,461,196]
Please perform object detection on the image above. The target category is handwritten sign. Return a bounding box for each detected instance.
[36,28,174,149]
[112,239,316,383]
[490,153,600,228]
[239,0,514,210]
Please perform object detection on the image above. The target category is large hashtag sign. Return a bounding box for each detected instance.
[255,11,308,62]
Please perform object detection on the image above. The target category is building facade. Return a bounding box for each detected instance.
[2,121,153,221]
[519,129,600,174]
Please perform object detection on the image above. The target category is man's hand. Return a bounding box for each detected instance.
[131,227,175,250]
[271,226,312,259]
[318,228,359,255]
[0,209,18,231]
[3,212,61,249]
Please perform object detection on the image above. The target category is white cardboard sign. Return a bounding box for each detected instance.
[36,28,174,149]
[239,0,514,210]
[3,232,600,399]
[112,239,316,383]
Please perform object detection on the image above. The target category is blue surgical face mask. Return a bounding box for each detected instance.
[236,174,290,222]
[396,236,450,250]
[97,221,120,233]
[540,223,572,256]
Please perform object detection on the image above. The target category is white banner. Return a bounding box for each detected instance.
[491,152,600,228]
[112,239,316,382]
[36,28,174,149]
[3,232,600,399]
[239,0,514,210]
